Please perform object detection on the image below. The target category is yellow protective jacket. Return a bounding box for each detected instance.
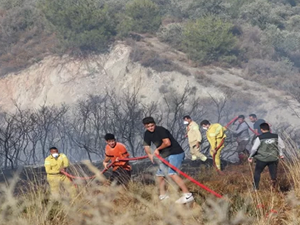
[206,123,226,150]
[186,121,202,145]
[44,153,70,174]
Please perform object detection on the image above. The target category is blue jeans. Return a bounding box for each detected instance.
[156,152,185,176]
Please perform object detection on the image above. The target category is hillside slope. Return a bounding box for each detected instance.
[0,37,299,129]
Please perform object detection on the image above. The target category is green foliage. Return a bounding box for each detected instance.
[117,0,161,36]
[151,0,185,18]
[182,17,237,64]
[186,0,226,19]
[0,0,53,75]
[0,0,28,10]
[0,0,300,104]
[157,23,183,48]
[285,14,300,32]
[262,25,300,66]
[40,0,117,54]
[269,0,298,6]
[239,0,293,30]
[224,0,249,19]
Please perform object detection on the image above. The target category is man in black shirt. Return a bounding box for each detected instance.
[143,117,194,204]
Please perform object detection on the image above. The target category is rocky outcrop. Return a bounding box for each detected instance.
[0,38,300,131]
[0,43,218,112]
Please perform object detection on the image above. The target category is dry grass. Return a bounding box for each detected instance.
[1,146,300,225]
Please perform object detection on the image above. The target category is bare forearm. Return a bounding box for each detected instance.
[144,146,152,155]
[157,143,169,151]
[103,156,111,164]
[157,138,171,151]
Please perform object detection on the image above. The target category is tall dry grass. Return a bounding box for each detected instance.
[1,144,300,225]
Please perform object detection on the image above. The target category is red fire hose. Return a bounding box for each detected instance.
[155,154,223,198]
[60,156,149,180]
[60,161,115,180]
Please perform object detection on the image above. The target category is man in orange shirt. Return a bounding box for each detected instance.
[103,133,131,186]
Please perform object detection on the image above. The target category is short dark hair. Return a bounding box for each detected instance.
[249,114,257,118]
[142,117,155,125]
[200,120,210,126]
[260,123,270,131]
[183,115,191,120]
[238,115,245,119]
[49,147,58,151]
[104,133,115,141]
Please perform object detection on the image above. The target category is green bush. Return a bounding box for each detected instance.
[0,0,54,75]
[262,25,300,66]
[185,0,226,19]
[224,0,249,19]
[40,0,117,54]
[156,23,183,48]
[182,17,237,65]
[239,0,292,30]
[285,15,300,32]
[117,0,161,36]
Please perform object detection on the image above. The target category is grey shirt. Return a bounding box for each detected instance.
[231,122,250,141]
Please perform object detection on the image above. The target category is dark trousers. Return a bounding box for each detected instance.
[237,140,249,153]
[254,159,278,190]
[110,167,131,187]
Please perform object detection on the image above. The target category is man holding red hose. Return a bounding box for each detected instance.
[44,147,77,199]
[200,120,227,170]
[103,133,132,187]
[142,117,194,204]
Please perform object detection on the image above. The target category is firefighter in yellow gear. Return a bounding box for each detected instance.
[200,120,226,170]
[44,147,76,198]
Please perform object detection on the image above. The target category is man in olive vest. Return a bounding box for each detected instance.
[248,123,285,190]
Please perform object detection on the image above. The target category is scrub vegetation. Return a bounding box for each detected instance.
[0,0,300,224]
[0,143,299,225]
[0,87,299,224]
[0,0,299,101]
